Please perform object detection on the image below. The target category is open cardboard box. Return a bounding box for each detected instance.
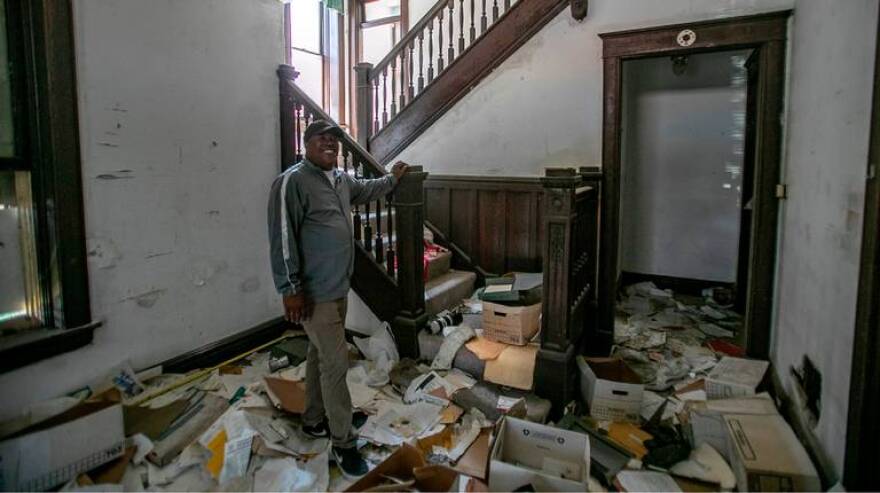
[0,401,125,491]
[577,356,644,423]
[345,443,459,492]
[488,416,590,492]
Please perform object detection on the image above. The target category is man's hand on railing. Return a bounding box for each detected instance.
[391,161,409,181]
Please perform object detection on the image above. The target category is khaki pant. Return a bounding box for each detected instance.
[301,298,355,448]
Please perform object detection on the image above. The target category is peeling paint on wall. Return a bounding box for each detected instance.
[87,237,122,269]
[188,257,229,287]
[240,277,260,293]
[122,288,167,308]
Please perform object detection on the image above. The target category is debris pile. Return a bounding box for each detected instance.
[0,280,822,492]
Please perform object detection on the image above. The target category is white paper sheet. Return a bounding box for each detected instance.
[218,435,253,484]
[359,401,443,446]
[254,456,325,492]
[616,470,682,492]
[346,366,381,409]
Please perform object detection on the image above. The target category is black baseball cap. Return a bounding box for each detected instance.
[303,120,344,142]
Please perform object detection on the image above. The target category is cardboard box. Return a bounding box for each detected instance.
[345,443,459,492]
[0,401,125,491]
[724,413,820,492]
[577,356,644,423]
[489,416,590,492]
[482,301,541,345]
[705,357,769,399]
[681,393,778,462]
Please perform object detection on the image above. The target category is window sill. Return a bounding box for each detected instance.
[0,322,100,373]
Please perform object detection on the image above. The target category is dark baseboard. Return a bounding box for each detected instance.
[619,271,734,297]
[160,317,291,374]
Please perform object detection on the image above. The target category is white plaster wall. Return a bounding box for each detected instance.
[620,51,748,283]
[408,0,435,28]
[395,0,794,175]
[772,0,878,479]
[0,0,284,418]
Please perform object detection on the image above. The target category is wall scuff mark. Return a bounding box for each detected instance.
[87,237,122,269]
[240,277,260,293]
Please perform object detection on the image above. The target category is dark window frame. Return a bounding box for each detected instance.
[0,0,94,373]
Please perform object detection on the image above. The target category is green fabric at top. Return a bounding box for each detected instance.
[325,0,344,13]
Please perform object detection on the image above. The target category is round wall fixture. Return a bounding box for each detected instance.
[677,29,696,47]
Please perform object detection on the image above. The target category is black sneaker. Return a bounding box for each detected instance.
[304,412,369,439]
[302,421,329,439]
[352,410,368,430]
[332,446,368,479]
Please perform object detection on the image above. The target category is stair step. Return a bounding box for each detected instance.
[424,269,477,317]
[426,249,452,281]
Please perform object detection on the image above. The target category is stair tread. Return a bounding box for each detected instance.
[424,269,477,317]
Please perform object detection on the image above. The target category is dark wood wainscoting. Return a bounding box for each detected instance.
[424,175,544,276]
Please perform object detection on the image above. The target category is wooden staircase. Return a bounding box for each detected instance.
[355,0,573,164]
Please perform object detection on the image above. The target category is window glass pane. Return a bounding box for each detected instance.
[0,171,42,331]
[324,9,342,122]
[362,23,398,65]
[291,0,321,53]
[291,50,323,105]
[0,0,15,157]
[365,0,400,21]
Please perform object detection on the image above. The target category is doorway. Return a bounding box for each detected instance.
[595,12,790,359]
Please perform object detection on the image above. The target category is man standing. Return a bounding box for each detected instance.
[267,120,407,478]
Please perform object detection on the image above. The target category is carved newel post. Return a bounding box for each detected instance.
[535,168,583,412]
[392,165,429,358]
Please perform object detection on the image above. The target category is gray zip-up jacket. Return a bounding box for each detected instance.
[268,159,397,302]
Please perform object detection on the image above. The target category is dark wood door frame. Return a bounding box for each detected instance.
[844,10,880,492]
[596,11,791,358]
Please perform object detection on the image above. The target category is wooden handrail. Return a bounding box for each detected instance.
[279,72,386,178]
[369,0,450,79]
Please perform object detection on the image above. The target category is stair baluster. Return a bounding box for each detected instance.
[364,186,373,252]
[447,1,454,63]
[353,157,363,242]
[493,0,498,22]
[470,0,476,43]
[458,0,465,54]
[399,51,407,110]
[386,192,395,277]
[438,10,445,72]
[390,58,398,118]
[481,0,487,33]
[373,78,380,134]
[375,196,385,264]
[428,20,435,83]
[294,103,302,163]
[408,40,415,101]
[418,32,425,92]
[381,68,388,126]
[505,0,510,13]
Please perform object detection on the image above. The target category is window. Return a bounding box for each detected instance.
[0,0,92,371]
[285,0,346,123]
[359,0,405,65]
